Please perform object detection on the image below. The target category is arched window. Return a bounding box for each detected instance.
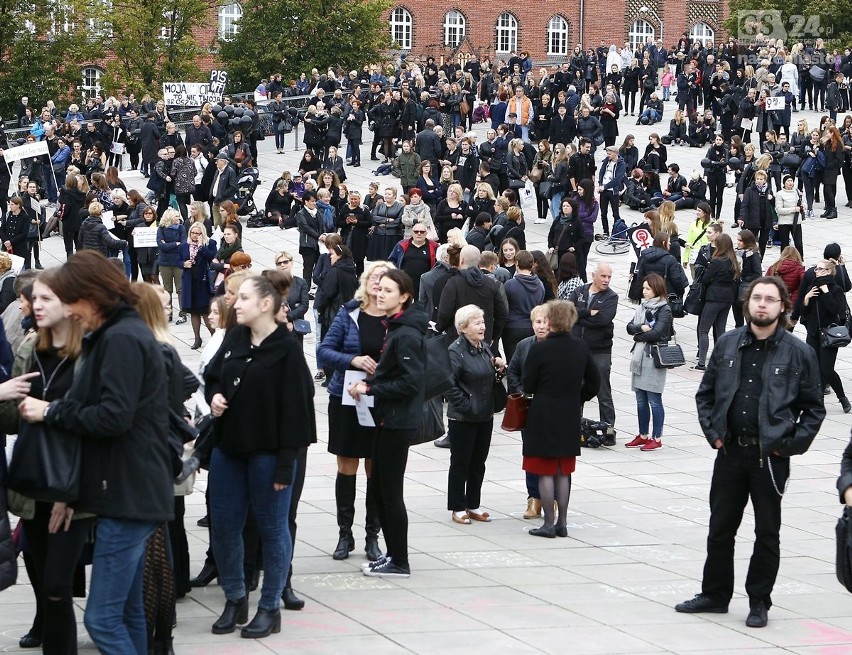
[218,3,242,40]
[443,10,465,48]
[81,67,103,99]
[495,12,518,54]
[690,22,715,48]
[629,19,655,53]
[389,6,412,50]
[547,15,569,57]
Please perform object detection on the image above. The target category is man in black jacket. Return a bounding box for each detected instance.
[415,120,443,171]
[209,153,237,229]
[184,115,212,150]
[436,246,507,352]
[675,277,824,628]
[567,262,618,441]
[568,138,595,193]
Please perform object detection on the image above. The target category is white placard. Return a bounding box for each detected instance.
[2,140,49,163]
[110,142,125,155]
[355,401,375,427]
[133,226,158,248]
[341,370,374,408]
[8,253,25,274]
[100,210,114,230]
[162,82,223,107]
[765,96,785,111]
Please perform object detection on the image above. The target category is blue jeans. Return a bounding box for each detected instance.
[549,191,564,221]
[41,163,58,202]
[209,448,295,610]
[635,388,664,439]
[520,125,530,143]
[84,518,157,655]
[640,109,660,123]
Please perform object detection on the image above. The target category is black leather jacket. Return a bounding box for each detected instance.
[696,324,825,455]
[445,335,496,422]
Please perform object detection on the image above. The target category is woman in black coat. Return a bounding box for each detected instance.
[337,191,372,277]
[694,234,739,370]
[631,233,689,301]
[738,169,774,256]
[343,101,365,167]
[205,271,316,638]
[314,244,359,342]
[444,305,505,525]
[348,270,427,578]
[548,197,584,271]
[1,196,31,260]
[522,300,600,538]
[799,259,850,412]
[370,93,400,163]
[56,175,86,258]
[820,127,846,219]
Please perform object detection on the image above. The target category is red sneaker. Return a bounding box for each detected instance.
[625,435,647,448]
[640,439,662,451]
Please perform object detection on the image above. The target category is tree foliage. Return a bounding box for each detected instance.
[219,0,393,92]
[89,0,209,95]
[0,0,101,117]
[723,0,852,47]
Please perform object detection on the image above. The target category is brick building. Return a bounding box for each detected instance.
[384,0,729,65]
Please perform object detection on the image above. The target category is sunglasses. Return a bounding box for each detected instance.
[412,230,427,235]
[276,259,292,265]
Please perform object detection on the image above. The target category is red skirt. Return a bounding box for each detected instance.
[523,456,577,476]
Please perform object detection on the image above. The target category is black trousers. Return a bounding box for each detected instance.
[300,246,319,283]
[806,333,845,398]
[776,223,803,258]
[368,428,411,568]
[447,419,493,512]
[701,443,789,607]
[599,190,620,235]
[707,174,725,220]
[22,502,93,655]
[286,447,308,586]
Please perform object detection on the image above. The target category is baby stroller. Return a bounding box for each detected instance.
[236,167,265,227]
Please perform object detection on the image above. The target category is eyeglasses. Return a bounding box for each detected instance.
[751,295,782,304]
[815,266,831,272]
[276,259,292,266]
[189,231,202,235]
[412,230,427,235]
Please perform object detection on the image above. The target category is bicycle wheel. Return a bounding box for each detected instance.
[594,240,630,255]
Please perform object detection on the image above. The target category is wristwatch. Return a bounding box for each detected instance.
[42,402,53,421]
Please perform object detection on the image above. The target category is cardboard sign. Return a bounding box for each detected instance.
[162,82,223,107]
[208,70,228,101]
[133,226,158,248]
[765,96,785,111]
[2,140,49,163]
[110,142,125,155]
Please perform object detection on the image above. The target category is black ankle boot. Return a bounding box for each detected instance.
[189,559,218,587]
[240,608,281,639]
[211,596,248,634]
[364,487,383,561]
[332,473,356,560]
[282,583,305,610]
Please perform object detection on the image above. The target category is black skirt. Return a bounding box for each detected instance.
[327,394,376,458]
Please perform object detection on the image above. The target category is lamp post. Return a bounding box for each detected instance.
[639,5,664,45]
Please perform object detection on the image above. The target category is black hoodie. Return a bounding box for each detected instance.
[314,257,359,326]
[436,266,508,345]
[369,305,428,430]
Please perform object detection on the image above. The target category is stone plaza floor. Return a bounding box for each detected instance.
[2,106,852,653]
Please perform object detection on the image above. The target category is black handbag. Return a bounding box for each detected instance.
[7,421,81,503]
[818,302,852,348]
[684,280,705,315]
[508,178,525,190]
[424,332,455,399]
[836,506,852,593]
[650,334,686,369]
[493,375,508,413]
[410,395,445,446]
[668,293,685,319]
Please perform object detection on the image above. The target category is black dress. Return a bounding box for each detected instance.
[327,311,386,458]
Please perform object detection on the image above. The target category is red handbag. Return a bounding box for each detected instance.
[501,393,529,431]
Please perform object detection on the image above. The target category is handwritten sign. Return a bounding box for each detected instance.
[2,140,48,163]
[766,96,785,111]
[208,70,228,101]
[133,226,158,248]
[162,82,223,107]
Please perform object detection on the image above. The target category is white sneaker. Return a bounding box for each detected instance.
[534,218,547,224]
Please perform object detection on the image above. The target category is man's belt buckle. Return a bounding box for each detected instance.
[737,435,756,447]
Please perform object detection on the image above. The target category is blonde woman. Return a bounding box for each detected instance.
[436,183,467,242]
[180,221,218,349]
[156,208,187,322]
[317,260,396,562]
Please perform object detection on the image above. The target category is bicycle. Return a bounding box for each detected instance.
[594,234,630,255]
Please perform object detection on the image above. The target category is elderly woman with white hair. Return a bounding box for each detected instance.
[444,304,506,525]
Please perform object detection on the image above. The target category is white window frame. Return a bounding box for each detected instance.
[218,3,242,40]
[81,67,103,99]
[629,19,655,54]
[495,12,518,55]
[389,6,412,50]
[689,22,715,48]
[51,1,74,35]
[547,15,569,57]
[443,10,465,49]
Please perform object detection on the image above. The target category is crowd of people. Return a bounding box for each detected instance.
[1,31,852,652]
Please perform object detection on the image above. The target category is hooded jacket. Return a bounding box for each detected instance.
[79,215,128,256]
[635,246,689,296]
[436,266,508,345]
[504,273,545,329]
[367,305,428,430]
[314,257,359,326]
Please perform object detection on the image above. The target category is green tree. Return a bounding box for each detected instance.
[89,0,209,96]
[723,0,851,46]
[219,0,392,92]
[0,0,102,117]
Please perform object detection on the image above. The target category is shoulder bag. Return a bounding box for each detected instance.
[650,333,686,369]
[836,506,852,593]
[8,420,81,503]
[817,296,851,349]
[501,393,529,431]
[664,265,685,318]
[483,343,507,413]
